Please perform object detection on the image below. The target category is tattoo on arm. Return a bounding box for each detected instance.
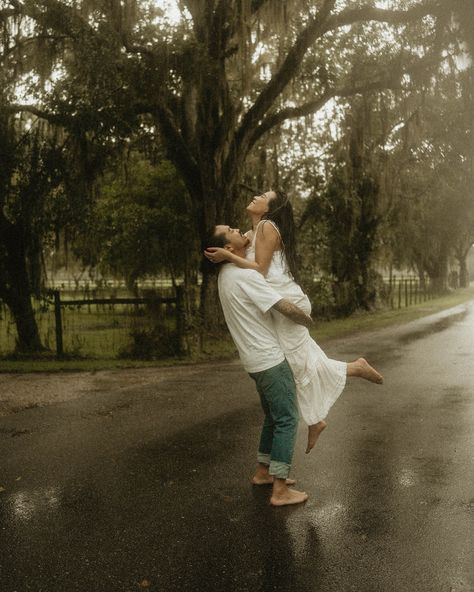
[272,299,313,328]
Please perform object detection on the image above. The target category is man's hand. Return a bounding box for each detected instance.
[272,299,313,328]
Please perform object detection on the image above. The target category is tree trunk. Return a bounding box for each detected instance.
[199,269,225,332]
[426,254,449,294]
[414,261,427,290]
[1,224,44,353]
[196,178,236,330]
[5,289,43,353]
[458,256,469,288]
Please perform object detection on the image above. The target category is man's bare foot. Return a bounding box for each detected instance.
[348,358,383,384]
[306,420,327,454]
[252,475,296,486]
[252,464,296,485]
[270,488,308,507]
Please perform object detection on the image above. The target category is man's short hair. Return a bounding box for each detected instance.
[201,226,228,275]
[205,227,228,250]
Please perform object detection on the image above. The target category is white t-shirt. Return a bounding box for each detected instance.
[217,264,284,373]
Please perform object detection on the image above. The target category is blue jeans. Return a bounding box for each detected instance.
[249,359,299,479]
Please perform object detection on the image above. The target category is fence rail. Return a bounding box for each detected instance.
[44,278,177,291]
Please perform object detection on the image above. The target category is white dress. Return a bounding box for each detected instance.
[246,220,347,425]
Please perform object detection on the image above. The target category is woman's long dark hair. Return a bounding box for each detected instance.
[262,190,300,283]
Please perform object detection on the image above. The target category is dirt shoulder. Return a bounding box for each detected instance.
[0,363,223,417]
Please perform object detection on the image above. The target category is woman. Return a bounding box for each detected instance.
[205,190,383,453]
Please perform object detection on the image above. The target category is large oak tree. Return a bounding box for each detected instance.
[1,0,469,342]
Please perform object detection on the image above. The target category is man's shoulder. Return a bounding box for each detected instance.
[220,264,261,281]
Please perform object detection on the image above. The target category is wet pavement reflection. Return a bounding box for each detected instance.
[1,303,474,591]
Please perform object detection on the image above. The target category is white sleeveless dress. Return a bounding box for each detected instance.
[246,220,347,425]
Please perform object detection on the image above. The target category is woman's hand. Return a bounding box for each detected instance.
[204,247,232,263]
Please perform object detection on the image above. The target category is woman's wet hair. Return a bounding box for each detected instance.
[262,190,299,282]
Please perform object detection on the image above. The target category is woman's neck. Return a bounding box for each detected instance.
[249,212,263,231]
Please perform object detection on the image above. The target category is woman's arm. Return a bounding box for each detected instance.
[204,247,260,271]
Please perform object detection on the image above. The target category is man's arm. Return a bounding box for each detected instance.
[272,299,313,329]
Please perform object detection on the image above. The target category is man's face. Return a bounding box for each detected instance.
[215,225,250,251]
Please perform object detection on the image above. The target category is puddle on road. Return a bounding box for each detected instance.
[397,310,469,345]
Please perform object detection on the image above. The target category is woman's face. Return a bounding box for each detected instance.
[246,190,276,217]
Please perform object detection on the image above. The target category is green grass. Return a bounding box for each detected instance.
[0,357,193,373]
[1,286,473,373]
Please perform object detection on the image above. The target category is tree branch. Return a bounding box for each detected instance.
[247,46,444,151]
[248,90,336,150]
[1,34,68,60]
[0,8,19,19]
[251,0,271,14]
[8,0,102,45]
[233,0,443,163]
[5,104,71,126]
[322,1,442,34]
[233,0,337,157]
[152,103,202,198]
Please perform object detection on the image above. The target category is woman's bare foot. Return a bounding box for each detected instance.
[270,488,308,506]
[347,358,383,384]
[306,420,327,454]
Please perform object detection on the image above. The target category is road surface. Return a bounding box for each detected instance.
[1,303,473,591]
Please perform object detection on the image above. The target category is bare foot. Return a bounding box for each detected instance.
[270,488,308,507]
[348,358,383,384]
[306,420,327,454]
[252,475,296,486]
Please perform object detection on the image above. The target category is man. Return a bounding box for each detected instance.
[205,224,312,506]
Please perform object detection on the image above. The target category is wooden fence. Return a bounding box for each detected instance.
[0,277,461,359]
[50,287,185,358]
[383,276,434,309]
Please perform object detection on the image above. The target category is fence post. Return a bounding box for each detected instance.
[398,279,402,309]
[175,285,186,355]
[54,290,64,358]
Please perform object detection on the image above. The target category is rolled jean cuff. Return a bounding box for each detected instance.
[269,460,291,480]
[257,452,271,466]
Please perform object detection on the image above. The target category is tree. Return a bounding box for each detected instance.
[78,155,198,291]
[4,0,462,325]
[388,63,473,292]
[0,112,62,351]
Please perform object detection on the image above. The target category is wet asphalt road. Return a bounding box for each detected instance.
[1,303,474,592]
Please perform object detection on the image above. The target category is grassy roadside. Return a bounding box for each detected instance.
[1,286,473,374]
[311,285,474,341]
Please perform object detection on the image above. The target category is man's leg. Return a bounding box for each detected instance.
[249,386,296,486]
[251,360,308,506]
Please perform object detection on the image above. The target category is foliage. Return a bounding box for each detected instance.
[75,156,198,288]
[0,0,473,348]
[388,66,474,290]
